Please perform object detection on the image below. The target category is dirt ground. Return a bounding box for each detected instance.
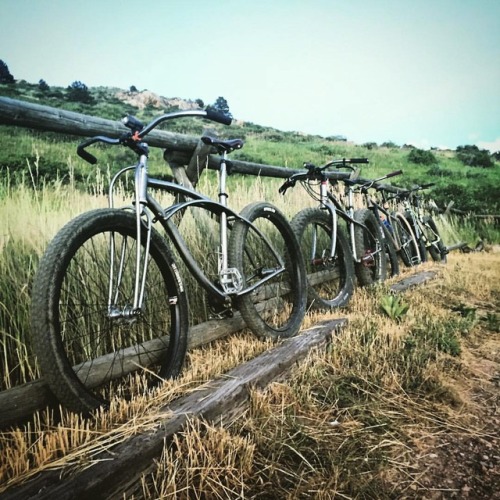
[399,264,500,500]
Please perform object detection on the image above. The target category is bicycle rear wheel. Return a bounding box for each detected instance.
[393,213,420,267]
[423,215,448,263]
[353,208,387,286]
[228,202,307,340]
[31,209,188,414]
[291,208,355,309]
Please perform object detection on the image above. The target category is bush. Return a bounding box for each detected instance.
[407,148,437,165]
[456,145,494,168]
[426,165,453,178]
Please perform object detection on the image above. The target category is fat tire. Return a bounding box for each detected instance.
[31,209,188,414]
[382,224,400,277]
[228,202,307,340]
[394,213,420,266]
[353,208,387,286]
[423,216,448,263]
[291,208,354,309]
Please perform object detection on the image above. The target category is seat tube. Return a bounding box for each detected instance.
[346,185,357,259]
[218,152,229,271]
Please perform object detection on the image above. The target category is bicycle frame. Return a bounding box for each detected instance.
[296,172,380,265]
[107,151,287,314]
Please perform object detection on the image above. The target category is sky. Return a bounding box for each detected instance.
[1,0,499,152]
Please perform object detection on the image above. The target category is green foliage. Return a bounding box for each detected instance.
[456,145,494,168]
[407,147,437,165]
[380,141,398,149]
[66,80,94,104]
[379,295,409,322]
[0,59,15,83]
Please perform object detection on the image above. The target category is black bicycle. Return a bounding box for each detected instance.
[389,183,448,263]
[31,109,307,414]
[279,158,387,309]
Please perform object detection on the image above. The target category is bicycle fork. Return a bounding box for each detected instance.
[318,180,339,265]
[108,154,152,321]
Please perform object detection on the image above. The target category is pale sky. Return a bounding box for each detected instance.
[1,0,499,151]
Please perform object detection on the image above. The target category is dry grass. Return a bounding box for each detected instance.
[2,250,498,498]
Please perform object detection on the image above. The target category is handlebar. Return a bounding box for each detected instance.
[383,181,436,202]
[77,109,232,164]
[279,158,367,195]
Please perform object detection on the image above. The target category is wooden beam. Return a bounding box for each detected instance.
[389,270,438,293]
[0,305,262,428]
[0,318,347,500]
[0,96,199,151]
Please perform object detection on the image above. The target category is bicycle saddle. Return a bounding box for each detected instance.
[201,136,244,154]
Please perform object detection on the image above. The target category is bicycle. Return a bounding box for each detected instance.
[355,170,421,271]
[31,109,307,414]
[388,183,448,263]
[279,158,387,309]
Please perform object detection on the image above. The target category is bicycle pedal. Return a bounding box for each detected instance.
[219,267,243,294]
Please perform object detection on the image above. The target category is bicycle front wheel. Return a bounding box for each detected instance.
[382,224,400,277]
[291,208,355,309]
[228,202,307,340]
[353,208,387,286]
[31,209,189,414]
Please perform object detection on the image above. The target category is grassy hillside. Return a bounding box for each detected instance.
[1,80,499,214]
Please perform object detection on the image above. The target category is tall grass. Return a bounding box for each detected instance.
[1,152,498,391]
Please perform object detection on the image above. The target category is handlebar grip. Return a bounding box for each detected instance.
[77,143,98,165]
[420,182,435,189]
[205,108,232,125]
[122,115,145,131]
[386,169,403,179]
[350,158,369,164]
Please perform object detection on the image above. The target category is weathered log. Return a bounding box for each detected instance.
[389,270,438,293]
[0,316,246,428]
[0,318,347,500]
[0,96,401,189]
[0,96,200,151]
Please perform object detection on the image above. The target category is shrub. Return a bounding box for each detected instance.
[407,148,437,165]
[456,145,494,168]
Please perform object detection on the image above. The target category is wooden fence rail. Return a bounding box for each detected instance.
[0,96,404,191]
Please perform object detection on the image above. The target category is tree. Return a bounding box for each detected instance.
[129,85,138,92]
[0,60,15,83]
[207,96,232,118]
[456,145,494,168]
[66,80,94,104]
[38,79,50,92]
